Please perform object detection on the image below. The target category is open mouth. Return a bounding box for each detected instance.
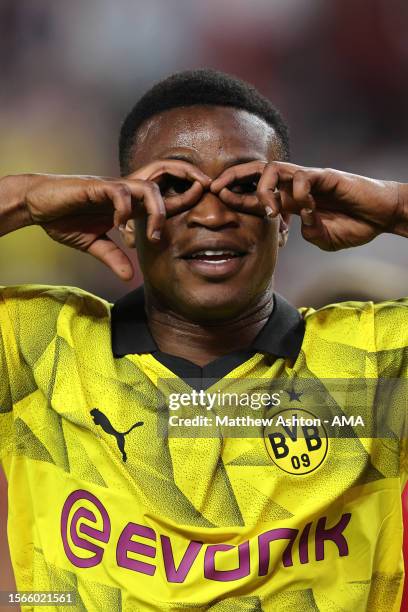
[179,245,249,279]
[183,249,246,264]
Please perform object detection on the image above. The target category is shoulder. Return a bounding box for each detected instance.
[371,297,408,352]
[0,284,110,317]
[0,285,111,353]
[301,300,376,352]
[303,296,408,351]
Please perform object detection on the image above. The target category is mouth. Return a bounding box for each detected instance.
[179,245,249,279]
[184,249,246,263]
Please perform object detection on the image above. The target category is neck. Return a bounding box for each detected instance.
[145,289,274,367]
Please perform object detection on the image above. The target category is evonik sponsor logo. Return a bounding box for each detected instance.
[61,489,351,582]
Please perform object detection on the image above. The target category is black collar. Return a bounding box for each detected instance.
[111,285,305,360]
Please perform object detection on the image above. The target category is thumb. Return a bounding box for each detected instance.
[87,234,134,280]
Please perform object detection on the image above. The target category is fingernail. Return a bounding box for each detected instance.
[302,208,314,226]
[265,206,275,218]
[152,230,161,241]
[125,221,134,232]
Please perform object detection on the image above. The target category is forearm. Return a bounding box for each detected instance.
[391,182,408,238]
[0,175,33,237]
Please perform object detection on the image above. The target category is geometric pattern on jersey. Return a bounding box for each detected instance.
[1,285,407,611]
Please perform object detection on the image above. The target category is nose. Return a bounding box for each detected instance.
[185,192,239,230]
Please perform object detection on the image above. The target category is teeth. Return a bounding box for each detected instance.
[191,250,236,258]
[203,259,229,264]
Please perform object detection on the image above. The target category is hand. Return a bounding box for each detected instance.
[119,158,212,252]
[128,159,211,216]
[211,161,401,251]
[20,161,210,280]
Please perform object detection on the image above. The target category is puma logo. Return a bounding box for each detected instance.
[90,408,144,463]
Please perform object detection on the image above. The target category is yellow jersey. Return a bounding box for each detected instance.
[0,284,407,611]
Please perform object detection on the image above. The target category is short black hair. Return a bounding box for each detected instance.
[119,69,290,175]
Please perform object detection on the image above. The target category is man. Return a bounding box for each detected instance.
[0,69,407,611]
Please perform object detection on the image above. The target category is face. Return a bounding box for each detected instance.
[124,105,289,321]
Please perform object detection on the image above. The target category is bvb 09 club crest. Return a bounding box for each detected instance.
[264,407,329,475]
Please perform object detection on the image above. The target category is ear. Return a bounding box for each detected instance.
[119,219,137,249]
[278,212,291,248]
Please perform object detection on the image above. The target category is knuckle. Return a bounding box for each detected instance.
[257,183,269,195]
[262,164,278,182]
[88,181,104,203]
[154,163,167,175]
[218,174,231,187]
[293,170,306,181]
[323,167,338,180]
[145,180,160,194]
[256,190,268,201]
[114,183,131,198]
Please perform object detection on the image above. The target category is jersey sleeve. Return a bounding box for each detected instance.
[373,297,408,378]
[0,293,14,460]
[0,285,82,460]
[371,298,408,477]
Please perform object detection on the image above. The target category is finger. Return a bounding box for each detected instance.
[123,180,166,242]
[300,207,316,227]
[149,163,211,188]
[218,189,258,208]
[212,160,317,195]
[85,181,131,223]
[292,170,318,210]
[87,234,134,280]
[213,160,301,192]
[217,188,281,219]
[218,188,266,217]
[300,207,333,250]
[105,183,133,229]
[141,182,166,241]
[210,161,266,193]
[128,159,211,188]
[264,160,312,181]
[257,163,281,216]
[121,218,136,248]
[164,180,204,217]
[259,161,319,211]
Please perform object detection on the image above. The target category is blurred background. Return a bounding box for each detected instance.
[1,0,408,602]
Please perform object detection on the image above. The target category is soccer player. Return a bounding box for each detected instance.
[0,69,407,611]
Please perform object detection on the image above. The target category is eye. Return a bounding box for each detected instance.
[159,175,193,197]
[229,177,259,194]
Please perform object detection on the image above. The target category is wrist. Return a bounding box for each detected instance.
[391,182,408,238]
[0,174,34,236]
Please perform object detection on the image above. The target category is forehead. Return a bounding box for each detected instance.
[129,105,280,171]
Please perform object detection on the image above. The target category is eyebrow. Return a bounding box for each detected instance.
[162,153,265,169]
